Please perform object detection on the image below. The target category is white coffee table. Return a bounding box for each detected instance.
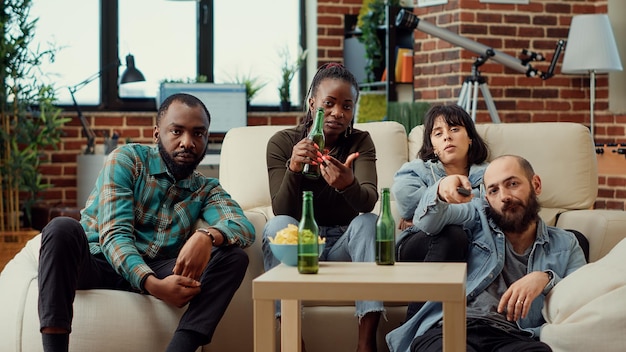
[252,262,466,352]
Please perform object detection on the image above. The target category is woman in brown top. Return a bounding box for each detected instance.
[262,63,381,352]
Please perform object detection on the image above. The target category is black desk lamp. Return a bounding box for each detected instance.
[68,54,146,154]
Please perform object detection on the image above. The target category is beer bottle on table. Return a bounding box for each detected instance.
[302,107,325,179]
[298,191,319,274]
[376,188,395,265]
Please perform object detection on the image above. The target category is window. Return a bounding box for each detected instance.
[30,1,100,105]
[212,0,303,106]
[31,0,305,111]
[118,0,197,100]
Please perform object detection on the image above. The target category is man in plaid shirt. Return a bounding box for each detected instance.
[38,93,255,352]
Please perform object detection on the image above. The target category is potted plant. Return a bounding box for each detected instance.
[229,72,268,108]
[0,0,70,231]
[277,46,307,111]
[358,0,400,82]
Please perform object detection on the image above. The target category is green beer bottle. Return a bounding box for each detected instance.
[298,191,319,274]
[302,107,325,179]
[376,188,395,265]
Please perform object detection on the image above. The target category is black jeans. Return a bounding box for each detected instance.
[411,319,552,352]
[396,225,469,320]
[38,216,248,345]
[566,229,589,263]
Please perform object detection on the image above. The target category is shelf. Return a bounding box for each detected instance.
[343,6,414,103]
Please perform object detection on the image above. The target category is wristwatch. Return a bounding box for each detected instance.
[545,270,554,282]
[196,228,216,245]
[542,270,554,295]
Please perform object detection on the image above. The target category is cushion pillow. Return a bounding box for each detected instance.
[541,238,626,352]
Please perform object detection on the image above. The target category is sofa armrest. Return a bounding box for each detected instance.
[541,238,626,352]
[0,234,40,351]
[555,209,626,262]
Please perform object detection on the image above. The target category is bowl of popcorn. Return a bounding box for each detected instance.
[268,224,325,266]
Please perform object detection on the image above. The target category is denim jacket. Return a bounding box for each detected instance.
[385,181,587,352]
[391,158,488,221]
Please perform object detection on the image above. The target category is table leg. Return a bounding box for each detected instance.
[253,299,275,352]
[281,299,301,352]
[442,299,466,352]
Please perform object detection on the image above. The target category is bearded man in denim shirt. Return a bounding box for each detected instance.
[38,93,255,352]
[386,155,586,352]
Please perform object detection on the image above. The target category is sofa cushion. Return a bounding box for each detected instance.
[355,121,408,190]
[540,238,626,352]
[0,235,188,352]
[219,125,287,210]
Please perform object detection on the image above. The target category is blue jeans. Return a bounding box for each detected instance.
[262,213,384,318]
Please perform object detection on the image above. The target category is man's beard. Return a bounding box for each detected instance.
[158,141,203,180]
[488,191,541,234]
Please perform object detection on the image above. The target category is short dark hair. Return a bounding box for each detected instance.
[418,104,489,166]
[156,93,211,126]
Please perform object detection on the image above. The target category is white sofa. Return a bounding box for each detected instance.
[1,121,625,352]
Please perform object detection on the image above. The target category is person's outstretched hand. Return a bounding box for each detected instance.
[320,152,359,191]
[438,174,473,204]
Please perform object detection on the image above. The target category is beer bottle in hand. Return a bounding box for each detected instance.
[298,191,319,274]
[302,107,325,179]
[376,188,395,265]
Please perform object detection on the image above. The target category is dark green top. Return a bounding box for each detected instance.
[266,125,378,226]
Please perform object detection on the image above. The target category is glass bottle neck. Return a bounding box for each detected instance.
[309,109,324,135]
[380,189,391,215]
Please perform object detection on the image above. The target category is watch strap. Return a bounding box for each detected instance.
[196,228,216,245]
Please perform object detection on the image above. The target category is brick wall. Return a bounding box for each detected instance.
[38,111,303,207]
[406,0,624,210]
[37,0,626,211]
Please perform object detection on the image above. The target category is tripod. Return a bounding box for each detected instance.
[457,59,501,123]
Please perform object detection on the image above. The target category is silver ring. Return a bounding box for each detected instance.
[517,300,524,305]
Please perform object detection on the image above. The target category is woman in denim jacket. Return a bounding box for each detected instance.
[391,104,489,319]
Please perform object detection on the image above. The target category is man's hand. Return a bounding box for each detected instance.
[398,218,414,231]
[497,271,551,321]
[173,231,213,280]
[320,153,358,191]
[437,175,473,203]
[144,274,201,308]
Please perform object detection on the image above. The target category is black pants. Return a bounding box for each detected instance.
[38,217,249,345]
[396,225,469,321]
[411,319,552,352]
[395,227,589,264]
[567,229,589,263]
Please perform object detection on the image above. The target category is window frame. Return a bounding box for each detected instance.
[83,0,307,112]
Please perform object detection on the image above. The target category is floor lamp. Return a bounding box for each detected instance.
[561,14,623,139]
